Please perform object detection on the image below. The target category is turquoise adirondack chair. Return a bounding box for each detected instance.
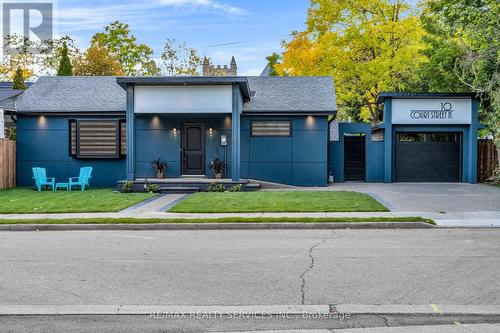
[32,167,55,192]
[69,167,93,191]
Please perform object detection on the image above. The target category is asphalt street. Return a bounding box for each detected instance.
[0,229,499,331]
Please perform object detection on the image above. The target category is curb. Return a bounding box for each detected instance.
[0,222,435,231]
[0,304,329,315]
[1,304,499,316]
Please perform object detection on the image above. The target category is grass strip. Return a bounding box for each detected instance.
[0,217,435,225]
[169,191,389,213]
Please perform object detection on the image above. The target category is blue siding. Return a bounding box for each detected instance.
[329,122,385,183]
[134,114,232,178]
[16,115,125,187]
[241,116,328,186]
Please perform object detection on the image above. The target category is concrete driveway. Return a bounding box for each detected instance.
[327,183,500,227]
[329,183,500,213]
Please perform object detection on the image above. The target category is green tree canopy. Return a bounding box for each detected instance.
[12,67,26,90]
[160,38,202,76]
[57,42,73,76]
[91,21,160,76]
[73,44,125,76]
[277,0,426,124]
[420,0,499,160]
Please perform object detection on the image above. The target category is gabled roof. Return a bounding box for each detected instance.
[0,81,33,90]
[16,75,337,115]
[16,76,126,113]
[244,76,337,114]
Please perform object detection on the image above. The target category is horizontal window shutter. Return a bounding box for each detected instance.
[120,121,127,156]
[77,120,119,158]
[70,120,77,156]
[251,120,291,137]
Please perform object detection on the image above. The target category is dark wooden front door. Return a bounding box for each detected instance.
[181,123,205,175]
[344,135,366,181]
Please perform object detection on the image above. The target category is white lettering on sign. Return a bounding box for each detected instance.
[392,98,471,125]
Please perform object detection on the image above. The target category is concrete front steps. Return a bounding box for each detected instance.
[116,178,261,193]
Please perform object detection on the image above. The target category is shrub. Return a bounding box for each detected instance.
[146,183,160,193]
[487,168,500,185]
[227,184,243,192]
[208,182,225,192]
[121,181,134,193]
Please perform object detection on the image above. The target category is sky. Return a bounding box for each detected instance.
[46,0,310,75]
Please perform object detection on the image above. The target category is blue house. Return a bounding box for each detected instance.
[15,76,479,189]
[15,76,337,188]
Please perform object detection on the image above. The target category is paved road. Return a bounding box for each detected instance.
[1,229,499,306]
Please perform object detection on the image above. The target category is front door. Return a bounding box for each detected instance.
[181,123,205,175]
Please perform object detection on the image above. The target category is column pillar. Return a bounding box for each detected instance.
[126,84,135,180]
[383,98,393,183]
[231,84,241,181]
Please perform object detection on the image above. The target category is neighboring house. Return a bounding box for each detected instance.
[0,82,32,138]
[15,76,480,188]
[15,76,336,187]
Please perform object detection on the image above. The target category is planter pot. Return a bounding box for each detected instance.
[214,173,222,179]
[156,171,164,179]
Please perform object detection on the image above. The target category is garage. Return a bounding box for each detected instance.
[395,132,461,182]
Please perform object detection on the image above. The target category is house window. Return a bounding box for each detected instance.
[69,119,126,159]
[251,120,291,137]
[399,133,425,142]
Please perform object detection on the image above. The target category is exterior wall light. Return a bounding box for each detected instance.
[209,128,213,135]
[172,128,177,135]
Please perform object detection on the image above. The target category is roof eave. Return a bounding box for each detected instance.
[116,76,251,101]
[376,92,478,104]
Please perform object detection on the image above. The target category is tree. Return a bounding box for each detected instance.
[264,53,282,76]
[421,0,500,164]
[276,0,426,123]
[0,35,36,80]
[73,44,125,76]
[161,38,202,76]
[57,42,73,76]
[91,21,160,76]
[13,67,26,89]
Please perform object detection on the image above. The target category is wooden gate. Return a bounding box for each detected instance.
[0,139,16,189]
[477,139,498,183]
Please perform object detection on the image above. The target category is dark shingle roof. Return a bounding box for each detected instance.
[16,76,337,114]
[244,76,336,113]
[0,81,33,90]
[16,76,125,112]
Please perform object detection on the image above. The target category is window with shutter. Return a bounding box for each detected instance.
[68,119,126,159]
[251,120,291,137]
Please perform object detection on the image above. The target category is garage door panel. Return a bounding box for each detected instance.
[396,133,461,182]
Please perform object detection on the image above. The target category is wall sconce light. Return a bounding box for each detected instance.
[208,128,213,135]
[172,128,177,135]
[38,115,47,128]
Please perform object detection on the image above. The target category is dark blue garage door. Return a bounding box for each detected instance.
[395,132,461,182]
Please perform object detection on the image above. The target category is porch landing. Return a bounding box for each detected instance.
[116,178,261,193]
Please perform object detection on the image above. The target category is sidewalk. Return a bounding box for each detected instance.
[0,193,498,226]
[0,210,498,227]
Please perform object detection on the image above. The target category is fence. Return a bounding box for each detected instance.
[0,139,16,189]
[477,139,498,183]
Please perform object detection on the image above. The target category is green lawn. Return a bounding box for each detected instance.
[0,217,434,224]
[169,191,388,213]
[0,188,156,214]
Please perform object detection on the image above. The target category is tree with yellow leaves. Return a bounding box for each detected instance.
[277,0,426,123]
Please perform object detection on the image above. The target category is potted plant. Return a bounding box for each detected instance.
[152,159,167,179]
[209,156,226,179]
